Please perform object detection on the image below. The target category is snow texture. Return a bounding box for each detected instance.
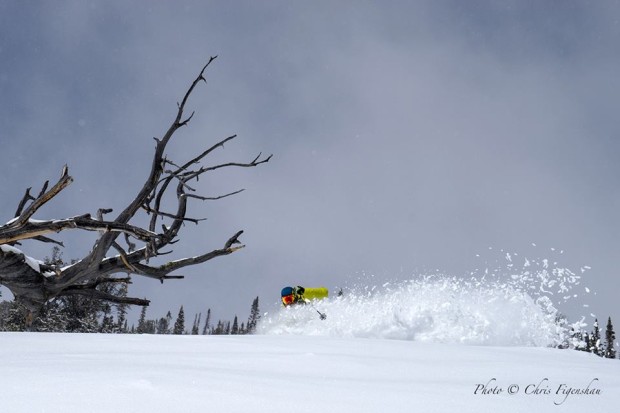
[260,267,581,346]
[0,333,617,412]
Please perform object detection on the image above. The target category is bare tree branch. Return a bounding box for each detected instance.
[9,165,73,228]
[188,153,273,177]
[14,187,35,218]
[141,205,206,224]
[0,214,159,246]
[186,188,245,201]
[57,288,150,306]
[0,58,270,313]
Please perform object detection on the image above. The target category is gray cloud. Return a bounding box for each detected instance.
[1,1,619,326]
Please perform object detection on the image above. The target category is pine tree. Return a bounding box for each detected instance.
[214,320,224,335]
[246,296,260,334]
[572,329,587,352]
[99,302,114,333]
[173,306,185,335]
[202,308,211,335]
[231,316,239,335]
[137,305,148,334]
[30,299,69,332]
[156,312,171,335]
[591,319,602,356]
[115,284,129,333]
[192,313,201,335]
[61,294,100,333]
[166,311,173,333]
[46,246,64,267]
[224,321,231,335]
[583,332,591,353]
[144,319,157,334]
[604,317,616,359]
[2,301,28,331]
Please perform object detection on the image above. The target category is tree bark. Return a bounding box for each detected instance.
[0,57,270,311]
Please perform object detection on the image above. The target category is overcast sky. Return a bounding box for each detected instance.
[1,1,619,328]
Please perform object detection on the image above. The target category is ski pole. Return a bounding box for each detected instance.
[310,302,327,320]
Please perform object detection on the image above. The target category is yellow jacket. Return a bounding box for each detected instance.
[299,287,328,302]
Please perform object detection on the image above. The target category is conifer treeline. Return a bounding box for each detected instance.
[569,316,617,360]
[134,297,261,335]
[0,291,261,335]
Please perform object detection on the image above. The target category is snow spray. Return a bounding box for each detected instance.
[259,253,587,347]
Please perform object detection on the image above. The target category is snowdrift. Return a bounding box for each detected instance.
[0,333,617,413]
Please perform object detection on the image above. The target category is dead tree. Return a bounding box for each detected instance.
[0,56,270,313]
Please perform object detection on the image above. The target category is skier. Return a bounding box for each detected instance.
[281,286,328,306]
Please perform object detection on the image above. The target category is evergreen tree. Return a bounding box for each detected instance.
[192,313,201,335]
[137,305,148,334]
[156,313,171,335]
[583,332,591,353]
[29,299,68,332]
[214,320,224,335]
[144,319,157,334]
[1,301,29,331]
[571,330,584,351]
[202,308,211,335]
[173,306,185,335]
[247,296,260,334]
[156,317,166,334]
[591,319,602,356]
[99,302,115,333]
[46,246,64,267]
[231,316,239,335]
[115,284,129,333]
[604,317,617,359]
[59,294,100,333]
[224,321,231,335]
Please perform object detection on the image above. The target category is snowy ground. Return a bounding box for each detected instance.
[2,271,618,412]
[0,332,617,413]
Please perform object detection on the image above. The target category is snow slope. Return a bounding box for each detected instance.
[0,333,617,413]
[2,266,617,412]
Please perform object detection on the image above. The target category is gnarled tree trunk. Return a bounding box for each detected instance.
[0,57,270,313]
